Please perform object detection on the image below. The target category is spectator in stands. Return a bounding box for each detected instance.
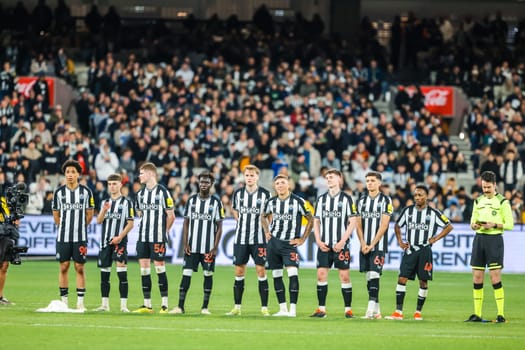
[500,149,524,193]
[94,142,120,181]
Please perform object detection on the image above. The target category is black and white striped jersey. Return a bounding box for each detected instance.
[265,193,311,241]
[52,184,95,242]
[357,192,393,251]
[314,191,357,245]
[184,194,225,254]
[396,205,450,247]
[232,186,271,245]
[100,196,134,248]
[135,184,174,243]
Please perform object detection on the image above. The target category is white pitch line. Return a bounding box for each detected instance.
[16,323,523,340]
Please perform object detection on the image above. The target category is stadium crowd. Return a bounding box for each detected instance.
[0,1,523,224]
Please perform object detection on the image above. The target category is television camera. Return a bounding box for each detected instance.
[0,183,29,265]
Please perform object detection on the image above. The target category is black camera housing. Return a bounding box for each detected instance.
[0,183,29,264]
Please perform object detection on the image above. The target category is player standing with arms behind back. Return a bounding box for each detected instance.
[356,171,393,319]
[226,165,271,316]
[95,173,135,312]
[53,160,94,311]
[262,174,313,317]
[310,169,357,318]
[133,162,175,314]
[466,171,513,323]
[170,171,224,315]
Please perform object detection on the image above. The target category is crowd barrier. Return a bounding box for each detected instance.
[17,215,524,273]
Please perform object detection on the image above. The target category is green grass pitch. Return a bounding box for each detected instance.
[1,260,524,350]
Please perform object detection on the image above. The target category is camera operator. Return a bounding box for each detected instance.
[0,193,16,305]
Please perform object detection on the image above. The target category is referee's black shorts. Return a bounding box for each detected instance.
[470,234,504,270]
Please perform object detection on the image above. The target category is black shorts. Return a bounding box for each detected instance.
[359,250,385,274]
[470,234,504,270]
[183,253,215,272]
[97,243,128,268]
[266,238,300,270]
[399,245,433,281]
[56,241,87,264]
[316,247,350,269]
[233,243,266,266]
[136,242,167,261]
[0,237,14,262]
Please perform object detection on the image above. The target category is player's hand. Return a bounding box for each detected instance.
[184,244,191,255]
[333,241,345,253]
[102,202,111,211]
[265,232,272,241]
[317,241,330,252]
[399,240,410,250]
[290,238,304,247]
[208,248,218,258]
[109,236,122,245]
[361,245,371,254]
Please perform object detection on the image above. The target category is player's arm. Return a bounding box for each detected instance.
[429,223,453,245]
[209,220,223,257]
[53,209,60,225]
[368,213,391,249]
[232,208,239,221]
[111,218,135,245]
[334,215,356,253]
[182,217,190,255]
[291,212,313,247]
[261,213,272,241]
[355,215,367,250]
[313,217,330,252]
[96,200,109,224]
[165,208,175,231]
[86,208,94,225]
[394,223,409,250]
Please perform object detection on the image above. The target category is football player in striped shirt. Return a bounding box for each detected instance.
[52,160,95,311]
[310,169,357,319]
[262,174,313,317]
[170,171,224,315]
[386,185,453,321]
[133,162,175,314]
[356,171,393,319]
[226,165,271,316]
[95,173,135,312]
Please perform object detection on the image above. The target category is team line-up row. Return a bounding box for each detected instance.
[26,161,512,323]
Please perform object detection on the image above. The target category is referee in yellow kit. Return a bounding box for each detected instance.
[466,171,514,323]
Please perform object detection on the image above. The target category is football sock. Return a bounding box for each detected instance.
[77,288,86,305]
[369,278,379,302]
[101,271,110,298]
[202,275,213,309]
[234,277,245,305]
[178,275,191,308]
[416,287,428,312]
[158,272,168,298]
[493,282,504,317]
[473,283,483,316]
[117,270,128,298]
[258,277,269,308]
[141,274,152,299]
[289,275,299,304]
[317,282,328,307]
[395,283,406,311]
[273,276,286,304]
[341,283,352,308]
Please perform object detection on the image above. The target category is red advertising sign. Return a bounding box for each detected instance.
[420,86,454,116]
[15,76,55,106]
